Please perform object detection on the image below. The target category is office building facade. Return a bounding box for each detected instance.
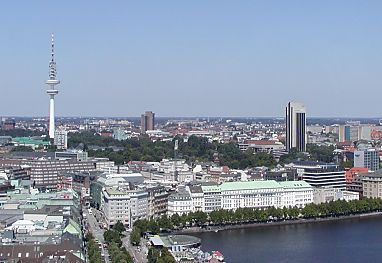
[286,102,306,152]
[287,161,346,190]
[140,111,155,133]
[354,149,379,172]
[0,159,96,189]
[102,187,148,228]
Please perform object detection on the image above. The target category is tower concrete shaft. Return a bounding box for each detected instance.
[46,33,60,139]
[47,90,58,138]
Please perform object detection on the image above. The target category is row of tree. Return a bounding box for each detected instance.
[103,221,133,263]
[85,232,104,263]
[107,242,133,263]
[132,198,382,234]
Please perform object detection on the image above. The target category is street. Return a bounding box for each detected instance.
[84,208,148,263]
[84,209,110,263]
[122,234,148,263]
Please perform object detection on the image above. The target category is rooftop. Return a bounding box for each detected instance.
[245,140,279,145]
[290,160,335,167]
[201,185,221,193]
[160,235,201,247]
[220,180,282,191]
[279,181,312,188]
[13,137,50,146]
[362,169,382,178]
[188,185,203,193]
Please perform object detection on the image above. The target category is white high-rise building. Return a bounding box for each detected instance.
[54,130,68,150]
[286,102,306,152]
[46,34,60,139]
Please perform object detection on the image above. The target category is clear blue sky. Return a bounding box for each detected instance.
[1,1,382,117]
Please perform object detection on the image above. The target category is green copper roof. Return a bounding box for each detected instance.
[220,180,282,191]
[13,137,50,146]
[200,180,312,193]
[64,218,81,236]
[64,223,80,235]
[201,185,221,193]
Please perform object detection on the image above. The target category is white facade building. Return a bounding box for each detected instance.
[186,185,204,212]
[279,181,314,208]
[313,187,359,204]
[102,187,148,229]
[177,171,195,183]
[201,185,221,212]
[220,181,284,210]
[54,130,68,149]
[158,159,189,174]
[167,189,192,216]
[168,180,315,216]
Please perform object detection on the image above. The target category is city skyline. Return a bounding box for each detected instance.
[2,1,382,117]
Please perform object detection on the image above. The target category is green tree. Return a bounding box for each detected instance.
[113,220,125,234]
[306,144,335,163]
[130,227,141,246]
[104,229,122,246]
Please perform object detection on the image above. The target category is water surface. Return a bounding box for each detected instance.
[193,216,382,263]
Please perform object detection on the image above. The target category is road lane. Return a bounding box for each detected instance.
[84,210,110,263]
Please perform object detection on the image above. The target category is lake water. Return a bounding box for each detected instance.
[193,216,382,263]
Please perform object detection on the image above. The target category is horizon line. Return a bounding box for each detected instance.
[2,116,382,120]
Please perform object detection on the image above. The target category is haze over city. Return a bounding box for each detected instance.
[1,1,382,117]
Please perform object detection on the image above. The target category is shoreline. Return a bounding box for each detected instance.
[174,211,382,234]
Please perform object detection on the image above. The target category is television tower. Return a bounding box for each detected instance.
[46,33,60,139]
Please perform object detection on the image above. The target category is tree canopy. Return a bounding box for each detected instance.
[68,132,276,168]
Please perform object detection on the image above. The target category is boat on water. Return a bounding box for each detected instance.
[211,250,225,262]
